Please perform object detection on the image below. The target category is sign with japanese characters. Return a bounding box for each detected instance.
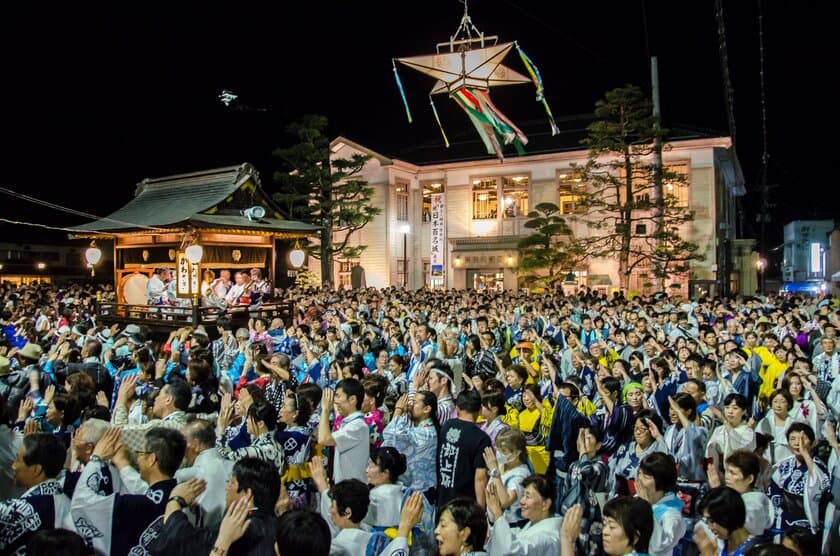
[176,252,199,298]
[430,193,445,278]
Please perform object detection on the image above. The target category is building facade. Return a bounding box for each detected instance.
[320,135,748,296]
[781,219,834,293]
[0,242,114,286]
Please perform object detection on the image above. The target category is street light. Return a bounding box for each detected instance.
[400,224,410,289]
[756,258,766,295]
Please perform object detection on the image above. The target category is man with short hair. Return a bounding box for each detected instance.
[418,360,455,424]
[225,272,247,305]
[147,268,169,305]
[70,427,186,555]
[309,462,375,555]
[436,389,491,508]
[174,419,233,527]
[318,378,370,483]
[275,509,332,556]
[0,433,70,554]
[153,457,279,555]
[211,269,232,299]
[112,378,191,453]
[812,336,839,382]
[64,417,127,498]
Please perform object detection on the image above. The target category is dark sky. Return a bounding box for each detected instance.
[0,1,830,248]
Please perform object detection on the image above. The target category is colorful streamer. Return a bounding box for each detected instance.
[452,87,527,160]
[515,43,560,136]
[392,60,413,123]
[429,95,450,148]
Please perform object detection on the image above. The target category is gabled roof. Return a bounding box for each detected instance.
[69,163,318,235]
[329,136,392,165]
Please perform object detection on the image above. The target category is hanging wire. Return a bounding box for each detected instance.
[0,216,105,234]
[0,185,167,231]
[757,0,769,169]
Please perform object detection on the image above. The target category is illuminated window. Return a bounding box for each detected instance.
[664,162,690,208]
[472,178,498,220]
[422,181,445,222]
[811,242,822,274]
[502,175,528,218]
[558,171,585,214]
[338,260,355,288]
[395,259,406,287]
[395,181,409,221]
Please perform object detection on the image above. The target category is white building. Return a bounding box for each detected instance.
[781,219,834,287]
[320,129,749,297]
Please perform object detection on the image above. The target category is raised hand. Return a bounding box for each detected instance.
[645,418,662,441]
[397,492,424,538]
[44,384,55,405]
[321,387,334,412]
[92,427,123,461]
[23,419,40,436]
[706,463,721,488]
[117,374,137,407]
[215,493,253,551]
[170,478,207,506]
[274,483,291,517]
[17,396,34,422]
[485,481,503,520]
[308,456,329,493]
[96,391,110,408]
[560,503,583,544]
[394,394,409,415]
[482,446,498,473]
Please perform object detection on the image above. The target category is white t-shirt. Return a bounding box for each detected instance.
[332,412,369,484]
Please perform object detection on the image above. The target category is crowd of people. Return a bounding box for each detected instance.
[2,279,840,556]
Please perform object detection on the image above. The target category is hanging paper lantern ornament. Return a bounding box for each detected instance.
[393,1,559,161]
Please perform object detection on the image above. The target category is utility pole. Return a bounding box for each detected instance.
[650,57,666,291]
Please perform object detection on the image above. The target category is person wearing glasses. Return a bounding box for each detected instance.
[608,410,667,497]
[693,487,759,556]
[69,427,185,556]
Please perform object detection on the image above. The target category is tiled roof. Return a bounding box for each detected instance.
[69,163,316,234]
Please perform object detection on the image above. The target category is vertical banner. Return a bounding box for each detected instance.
[430,193,445,280]
[176,252,200,298]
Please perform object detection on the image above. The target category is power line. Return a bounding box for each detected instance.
[0,185,166,231]
[0,217,103,234]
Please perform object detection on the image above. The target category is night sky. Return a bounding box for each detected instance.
[0,1,830,254]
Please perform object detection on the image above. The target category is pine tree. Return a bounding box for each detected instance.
[272,115,382,285]
[517,202,582,291]
[571,86,702,291]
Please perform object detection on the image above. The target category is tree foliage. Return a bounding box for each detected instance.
[272,115,382,285]
[570,86,703,290]
[517,202,582,290]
